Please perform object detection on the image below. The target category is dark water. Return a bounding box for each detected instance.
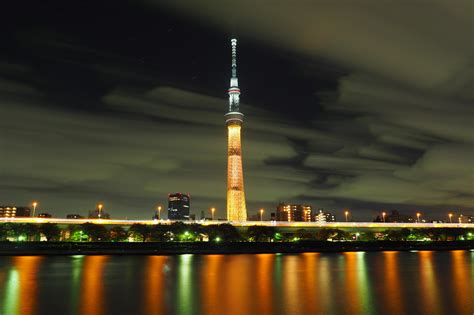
[0,250,472,315]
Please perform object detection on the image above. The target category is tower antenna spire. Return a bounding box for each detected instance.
[228,38,240,112]
[231,38,237,78]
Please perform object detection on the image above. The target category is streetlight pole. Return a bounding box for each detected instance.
[32,201,38,217]
[382,211,386,223]
[449,213,453,223]
[98,204,103,218]
[416,212,421,223]
[157,206,162,220]
[345,210,349,222]
[211,207,215,221]
[260,208,264,222]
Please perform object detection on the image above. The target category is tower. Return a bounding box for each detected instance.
[225,38,247,221]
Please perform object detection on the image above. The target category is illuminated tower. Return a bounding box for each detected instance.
[225,38,247,221]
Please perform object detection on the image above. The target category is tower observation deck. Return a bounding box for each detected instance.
[225,38,247,221]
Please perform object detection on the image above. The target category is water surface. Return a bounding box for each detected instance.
[0,250,472,315]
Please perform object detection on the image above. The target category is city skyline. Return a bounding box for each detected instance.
[1,1,473,220]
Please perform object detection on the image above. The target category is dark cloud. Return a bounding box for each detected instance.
[1,0,472,219]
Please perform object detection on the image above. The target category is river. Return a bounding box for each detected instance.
[0,250,472,315]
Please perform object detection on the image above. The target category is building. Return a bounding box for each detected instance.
[315,210,336,223]
[384,210,415,223]
[226,39,248,222]
[276,203,313,222]
[67,214,84,219]
[168,193,190,220]
[458,214,473,223]
[0,206,31,218]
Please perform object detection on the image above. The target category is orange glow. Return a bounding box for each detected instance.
[201,255,224,315]
[382,252,404,314]
[451,250,471,314]
[343,252,362,314]
[13,256,43,315]
[80,256,108,315]
[224,256,253,313]
[317,256,335,313]
[255,254,274,315]
[418,251,440,314]
[144,256,168,315]
[227,124,247,221]
[301,253,320,314]
[283,256,302,313]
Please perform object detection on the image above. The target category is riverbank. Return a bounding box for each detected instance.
[0,240,473,255]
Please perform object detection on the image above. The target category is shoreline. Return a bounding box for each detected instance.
[0,240,473,255]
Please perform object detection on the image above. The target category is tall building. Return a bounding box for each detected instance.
[0,206,31,218]
[276,203,313,222]
[315,209,336,223]
[226,38,247,221]
[168,193,190,220]
[381,210,415,223]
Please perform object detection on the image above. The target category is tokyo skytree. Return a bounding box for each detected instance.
[225,38,247,221]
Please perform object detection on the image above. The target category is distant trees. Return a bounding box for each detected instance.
[0,223,12,241]
[128,224,150,242]
[246,226,276,242]
[206,224,241,242]
[81,223,109,241]
[0,222,472,243]
[387,228,411,241]
[39,223,61,241]
[109,226,128,242]
[315,229,339,241]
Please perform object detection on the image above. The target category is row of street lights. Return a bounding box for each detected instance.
[154,205,216,220]
[27,201,466,223]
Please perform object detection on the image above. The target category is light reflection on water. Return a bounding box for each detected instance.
[0,251,472,315]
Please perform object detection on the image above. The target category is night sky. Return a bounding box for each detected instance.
[1,1,472,220]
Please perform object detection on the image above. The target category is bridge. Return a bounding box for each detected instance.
[1,217,473,232]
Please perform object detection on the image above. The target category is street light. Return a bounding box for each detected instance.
[98,203,103,218]
[382,211,386,223]
[416,212,421,223]
[345,210,349,222]
[211,207,215,220]
[32,201,38,217]
[260,208,264,222]
[157,206,162,220]
[448,213,453,223]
